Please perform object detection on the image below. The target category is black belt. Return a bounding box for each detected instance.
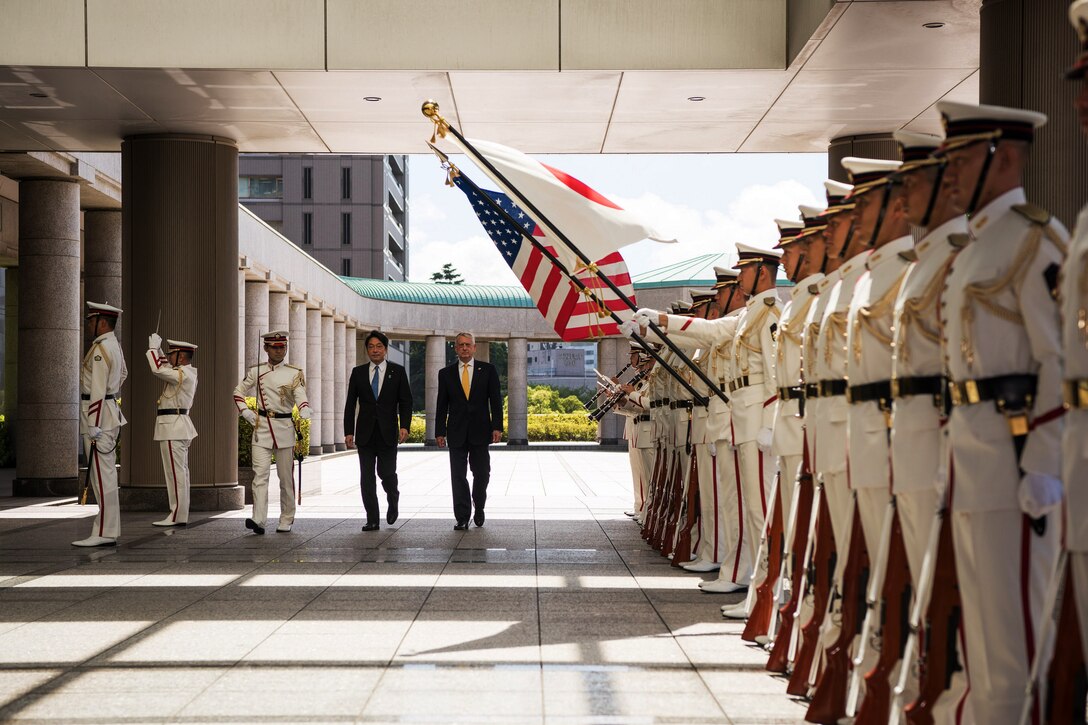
[1064,379,1088,410]
[818,379,847,398]
[635,414,651,422]
[847,380,893,405]
[948,374,1037,411]
[670,400,694,410]
[81,394,116,400]
[778,386,804,402]
[804,383,820,399]
[157,408,189,416]
[892,375,946,399]
[257,409,294,419]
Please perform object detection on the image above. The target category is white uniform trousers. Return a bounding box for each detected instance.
[953,509,1058,725]
[85,429,120,539]
[159,439,191,524]
[1072,554,1088,676]
[778,454,804,572]
[691,443,726,564]
[737,441,774,587]
[637,447,657,519]
[897,488,942,592]
[856,488,892,578]
[251,445,296,528]
[813,470,854,682]
[1066,410,1088,668]
[628,446,645,513]
[709,441,753,584]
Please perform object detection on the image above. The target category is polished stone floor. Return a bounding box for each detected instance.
[0,450,807,724]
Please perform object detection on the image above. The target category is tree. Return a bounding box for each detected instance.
[430,263,464,285]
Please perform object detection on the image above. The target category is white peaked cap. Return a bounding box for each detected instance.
[841,157,902,177]
[893,130,942,150]
[936,100,1046,132]
[799,205,825,220]
[167,339,198,351]
[86,301,122,317]
[824,180,853,197]
[775,218,803,232]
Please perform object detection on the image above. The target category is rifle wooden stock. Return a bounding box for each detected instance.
[768,466,814,672]
[854,508,911,724]
[658,452,683,554]
[744,474,785,643]
[1042,563,1087,725]
[788,485,836,697]
[672,453,700,567]
[642,443,665,541]
[904,510,961,725]
[807,503,870,724]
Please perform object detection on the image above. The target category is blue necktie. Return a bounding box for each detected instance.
[371,366,380,398]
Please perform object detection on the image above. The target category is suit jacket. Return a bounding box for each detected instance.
[435,359,503,448]
[344,361,413,446]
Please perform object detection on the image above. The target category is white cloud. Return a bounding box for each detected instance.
[409,234,521,286]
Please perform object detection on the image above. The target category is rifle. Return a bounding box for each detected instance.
[671,450,700,567]
[294,418,306,505]
[767,448,814,672]
[1038,552,1087,725]
[849,499,897,715]
[787,480,836,697]
[807,500,870,724]
[743,470,784,643]
[656,450,683,553]
[1018,549,1071,725]
[641,440,665,541]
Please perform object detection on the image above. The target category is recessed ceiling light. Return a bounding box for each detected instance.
[363,96,382,102]
[923,22,945,29]
[687,96,706,102]
[28,92,48,98]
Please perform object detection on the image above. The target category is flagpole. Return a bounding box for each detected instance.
[432,144,711,406]
[422,101,725,405]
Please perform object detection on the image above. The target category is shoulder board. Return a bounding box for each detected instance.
[763,297,776,306]
[948,233,970,249]
[1011,203,1051,226]
[898,249,919,263]
[285,364,302,370]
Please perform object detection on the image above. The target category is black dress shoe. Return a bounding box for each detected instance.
[474,509,485,527]
[386,496,399,525]
[454,521,469,531]
[244,518,265,535]
[361,522,380,532]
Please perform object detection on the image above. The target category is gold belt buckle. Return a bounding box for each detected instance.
[1005,412,1029,437]
[890,378,900,399]
[1079,380,1088,409]
[964,379,981,405]
[949,382,963,407]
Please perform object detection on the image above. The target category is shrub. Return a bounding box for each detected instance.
[237,397,311,466]
[526,413,596,442]
[407,415,427,443]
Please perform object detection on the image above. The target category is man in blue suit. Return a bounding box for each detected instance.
[436,332,504,530]
[344,330,413,531]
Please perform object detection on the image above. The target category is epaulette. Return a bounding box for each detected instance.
[948,233,970,249]
[763,297,776,306]
[1012,203,1051,226]
[285,364,302,371]
[898,249,919,263]
[808,284,819,295]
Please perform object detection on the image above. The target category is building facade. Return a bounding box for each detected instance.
[238,154,408,281]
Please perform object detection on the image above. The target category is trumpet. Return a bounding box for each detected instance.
[587,367,648,422]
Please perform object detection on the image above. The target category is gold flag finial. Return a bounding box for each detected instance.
[421,99,449,143]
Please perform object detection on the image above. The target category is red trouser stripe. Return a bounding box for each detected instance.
[168,441,179,522]
[1020,516,1039,725]
[757,450,767,517]
[93,450,105,536]
[712,452,720,557]
[733,447,745,581]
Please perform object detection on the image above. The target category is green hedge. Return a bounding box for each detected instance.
[411,411,597,443]
[237,397,311,466]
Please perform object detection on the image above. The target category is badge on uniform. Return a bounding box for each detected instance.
[94,355,102,361]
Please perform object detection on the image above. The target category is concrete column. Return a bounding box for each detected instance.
[981,0,1088,229]
[268,291,289,337]
[356,331,367,365]
[345,322,357,375]
[13,180,80,495]
[424,334,445,446]
[475,341,490,363]
[83,210,122,342]
[333,320,346,451]
[237,270,245,379]
[507,337,528,445]
[596,337,626,445]
[288,301,307,370]
[305,308,322,454]
[827,133,899,182]
[321,314,335,453]
[119,134,241,510]
[5,268,17,421]
[244,280,269,369]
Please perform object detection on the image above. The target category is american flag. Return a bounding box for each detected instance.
[453,172,635,341]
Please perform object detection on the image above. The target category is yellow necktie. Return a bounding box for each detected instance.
[461,364,470,397]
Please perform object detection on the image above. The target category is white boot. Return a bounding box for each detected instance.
[72,536,116,547]
[700,579,747,593]
[682,560,721,573]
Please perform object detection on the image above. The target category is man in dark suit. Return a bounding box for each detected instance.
[436,332,504,530]
[344,330,413,531]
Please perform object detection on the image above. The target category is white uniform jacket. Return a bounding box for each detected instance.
[81,330,128,433]
[772,274,822,457]
[234,362,311,450]
[1064,206,1088,549]
[146,348,198,441]
[729,289,782,445]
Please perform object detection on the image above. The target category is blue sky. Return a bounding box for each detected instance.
[406,152,830,285]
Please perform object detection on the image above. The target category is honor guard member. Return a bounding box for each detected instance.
[1066,0,1088,681]
[233,331,312,534]
[721,242,784,620]
[75,302,128,547]
[617,343,649,518]
[938,100,1067,725]
[622,346,656,524]
[146,334,198,526]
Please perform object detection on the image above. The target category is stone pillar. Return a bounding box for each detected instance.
[268,291,289,337]
[83,210,122,341]
[424,334,444,445]
[5,268,17,421]
[507,337,528,445]
[827,133,899,182]
[12,180,80,495]
[345,323,358,380]
[475,341,490,363]
[119,134,241,510]
[321,314,334,453]
[237,269,245,379]
[981,0,1088,229]
[244,280,269,369]
[596,337,626,445]
[333,320,346,451]
[288,300,307,369]
[306,308,323,455]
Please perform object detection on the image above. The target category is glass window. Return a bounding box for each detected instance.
[341,167,351,200]
[303,212,312,245]
[238,176,283,199]
[342,213,351,246]
[302,167,312,199]
[341,258,352,276]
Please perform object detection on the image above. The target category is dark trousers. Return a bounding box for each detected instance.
[450,442,490,523]
[358,427,399,525]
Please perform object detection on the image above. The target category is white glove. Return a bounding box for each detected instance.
[1018,472,1063,519]
[708,441,717,457]
[148,333,162,351]
[297,406,312,420]
[87,426,103,441]
[635,308,657,328]
[756,426,774,452]
[619,320,640,339]
[241,409,257,425]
